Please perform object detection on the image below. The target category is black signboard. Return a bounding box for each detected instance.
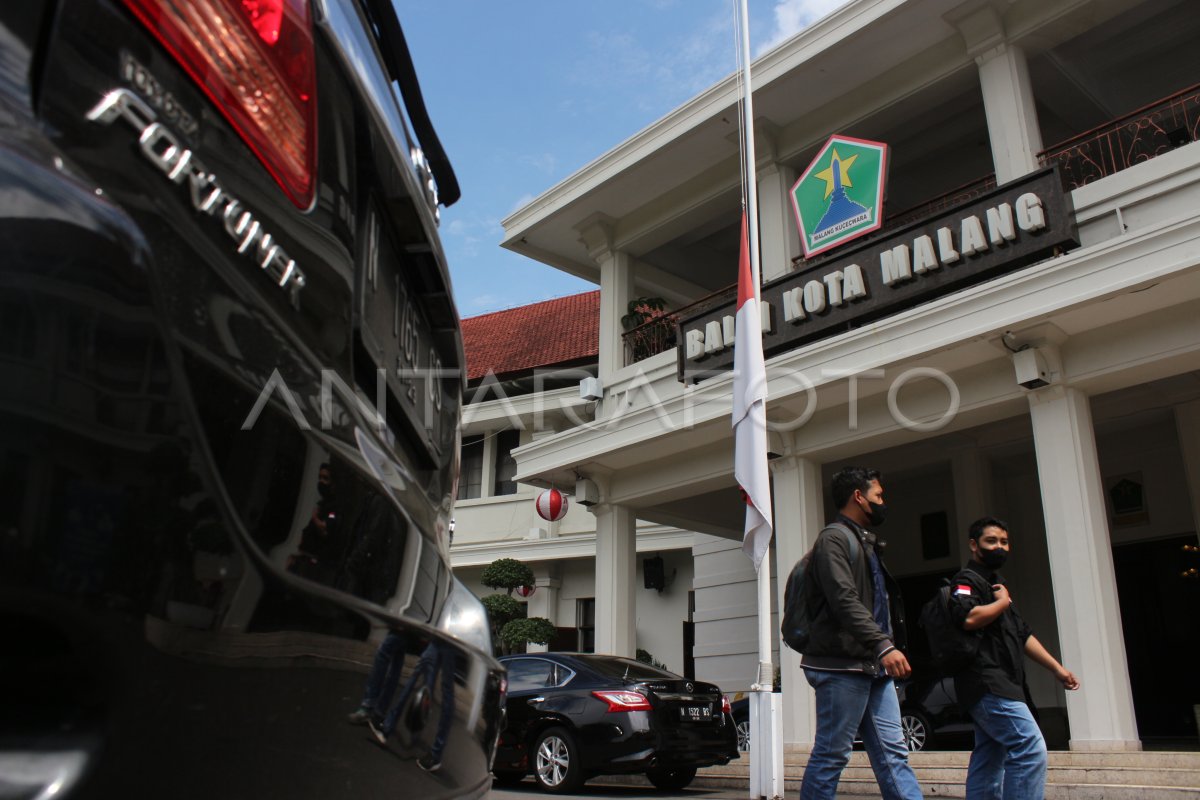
[677,166,1078,383]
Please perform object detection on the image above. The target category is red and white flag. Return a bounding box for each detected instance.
[733,212,773,570]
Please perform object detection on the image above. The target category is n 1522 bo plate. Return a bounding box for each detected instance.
[679,705,712,721]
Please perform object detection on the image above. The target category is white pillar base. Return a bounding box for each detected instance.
[770,455,823,749]
[1028,383,1139,748]
[592,502,636,657]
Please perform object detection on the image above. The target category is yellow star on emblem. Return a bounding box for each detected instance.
[814,148,858,200]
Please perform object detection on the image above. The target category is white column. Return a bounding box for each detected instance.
[977,42,1043,182]
[1174,400,1200,540]
[952,447,991,544]
[948,3,1043,182]
[759,161,800,282]
[524,572,562,654]
[592,501,637,657]
[1027,383,1140,750]
[598,250,634,383]
[578,214,635,386]
[480,431,497,499]
[770,454,823,749]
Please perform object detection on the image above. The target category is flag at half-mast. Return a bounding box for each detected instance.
[732,211,773,570]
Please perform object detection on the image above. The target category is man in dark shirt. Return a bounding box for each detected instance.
[949,517,1080,800]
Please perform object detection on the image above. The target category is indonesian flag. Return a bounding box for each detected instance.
[733,211,774,570]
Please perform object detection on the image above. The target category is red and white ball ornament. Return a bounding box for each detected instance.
[534,488,568,521]
[515,584,536,598]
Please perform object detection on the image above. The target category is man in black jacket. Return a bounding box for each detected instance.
[799,467,923,800]
[949,517,1079,800]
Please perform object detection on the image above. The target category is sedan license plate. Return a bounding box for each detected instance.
[679,704,712,722]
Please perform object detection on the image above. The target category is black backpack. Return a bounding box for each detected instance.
[918,576,983,673]
[780,523,859,653]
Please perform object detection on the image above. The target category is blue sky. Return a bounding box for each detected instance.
[399,1,850,318]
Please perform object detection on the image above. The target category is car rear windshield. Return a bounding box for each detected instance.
[576,656,678,681]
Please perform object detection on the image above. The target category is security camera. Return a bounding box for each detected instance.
[1013,348,1050,390]
[575,478,600,506]
[580,377,603,402]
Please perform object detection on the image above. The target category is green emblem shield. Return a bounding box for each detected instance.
[791,135,888,258]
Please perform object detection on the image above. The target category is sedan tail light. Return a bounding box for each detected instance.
[119,0,317,209]
[721,695,732,716]
[591,690,652,713]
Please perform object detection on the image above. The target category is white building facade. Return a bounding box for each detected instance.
[496,0,1200,752]
[449,293,703,676]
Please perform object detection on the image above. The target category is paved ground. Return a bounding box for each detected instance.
[488,777,873,799]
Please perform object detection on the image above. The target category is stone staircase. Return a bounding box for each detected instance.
[692,750,1200,798]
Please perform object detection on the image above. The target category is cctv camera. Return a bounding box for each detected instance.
[1013,348,1050,390]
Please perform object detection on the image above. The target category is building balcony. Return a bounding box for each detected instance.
[1038,82,1200,191]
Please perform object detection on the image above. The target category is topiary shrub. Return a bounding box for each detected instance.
[500,617,558,651]
[636,648,668,670]
[480,558,534,595]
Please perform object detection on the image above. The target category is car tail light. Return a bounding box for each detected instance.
[721,695,732,716]
[119,0,317,209]
[591,690,652,713]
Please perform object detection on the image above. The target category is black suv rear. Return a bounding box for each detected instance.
[0,2,503,798]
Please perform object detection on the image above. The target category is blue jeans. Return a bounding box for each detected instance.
[381,641,456,760]
[800,669,923,800]
[360,631,406,712]
[965,693,1047,800]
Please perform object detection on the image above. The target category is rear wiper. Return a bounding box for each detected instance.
[358,0,461,207]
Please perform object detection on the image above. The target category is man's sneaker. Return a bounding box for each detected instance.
[346,707,372,726]
[367,719,388,745]
[417,753,442,773]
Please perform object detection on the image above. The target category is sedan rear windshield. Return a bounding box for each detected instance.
[575,656,678,681]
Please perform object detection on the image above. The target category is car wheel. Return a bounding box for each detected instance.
[492,770,525,786]
[646,765,698,791]
[900,711,933,752]
[533,726,584,793]
[735,717,751,752]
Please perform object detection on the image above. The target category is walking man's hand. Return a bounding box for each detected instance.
[1056,667,1080,691]
[881,649,911,679]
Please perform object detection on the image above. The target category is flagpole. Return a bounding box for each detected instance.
[735,1,784,798]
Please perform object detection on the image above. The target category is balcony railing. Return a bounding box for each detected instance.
[622,284,735,365]
[884,173,998,229]
[1038,82,1200,191]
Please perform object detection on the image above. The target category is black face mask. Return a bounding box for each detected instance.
[864,500,887,527]
[977,546,1008,570]
[316,482,332,499]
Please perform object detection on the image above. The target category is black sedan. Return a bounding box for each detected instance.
[730,677,973,753]
[493,653,739,793]
[897,673,975,751]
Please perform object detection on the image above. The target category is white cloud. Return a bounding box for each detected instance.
[520,152,558,174]
[760,0,852,53]
[507,193,536,215]
[573,8,736,119]
[466,293,507,314]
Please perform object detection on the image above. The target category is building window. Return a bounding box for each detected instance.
[577,598,595,653]
[457,435,484,500]
[493,429,520,496]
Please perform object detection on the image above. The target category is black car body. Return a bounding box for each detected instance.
[493,653,739,793]
[898,673,975,751]
[730,678,971,753]
[1,1,504,798]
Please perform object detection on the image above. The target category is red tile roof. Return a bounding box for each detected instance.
[462,291,599,381]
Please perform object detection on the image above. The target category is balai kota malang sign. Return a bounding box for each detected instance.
[677,166,1079,383]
